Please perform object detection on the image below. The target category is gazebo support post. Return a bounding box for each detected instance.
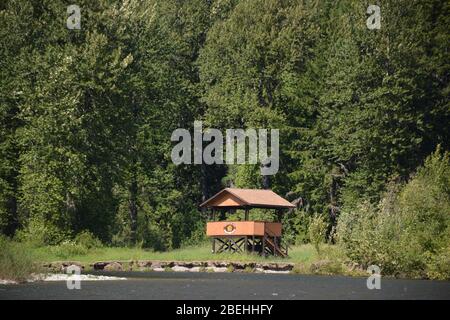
[262,235,266,257]
[244,208,249,221]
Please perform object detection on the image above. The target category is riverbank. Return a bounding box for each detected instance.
[34,242,368,276]
[2,240,370,282]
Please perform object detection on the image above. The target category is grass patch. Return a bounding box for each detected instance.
[30,242,320,264]
[226,265,234,272]
[1,238,370,278]
[0,237,39,282]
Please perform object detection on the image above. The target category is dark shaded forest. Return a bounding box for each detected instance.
[0,0,448,261]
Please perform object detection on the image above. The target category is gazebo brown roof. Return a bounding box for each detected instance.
[200,188,295,210]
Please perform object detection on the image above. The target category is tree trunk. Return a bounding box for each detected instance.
[129,95,139,244]
[201,163,209,202]
[261,162,271,189]
[129,169,138,244]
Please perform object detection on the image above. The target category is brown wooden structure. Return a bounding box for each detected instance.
[200,188,295,257]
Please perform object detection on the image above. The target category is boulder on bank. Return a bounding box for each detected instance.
[43,261,84,272]
[256,262,294,271]
[207,261,228,268]
[104,262,123,271]
[171,266,189,272]
[231,262,253,270]
[134,260,152,268]
[92,261,124,271]
[45,259,295,274]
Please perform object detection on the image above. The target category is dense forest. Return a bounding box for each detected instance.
[0,0,449,275]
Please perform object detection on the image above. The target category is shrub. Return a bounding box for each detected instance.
[291,263,308,274]
[164,266,173,272]
[336,202,379,268]
[0,236,38,282]
[15,217,70,246]
[308,214,327,255]
[309,259,343,275]
[74,230,103,249]
[337,147,450,279]
[49,240,88,259]
[244,265,254,273]
[426,246,450,280]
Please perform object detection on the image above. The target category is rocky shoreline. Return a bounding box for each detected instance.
[42,260,295,274]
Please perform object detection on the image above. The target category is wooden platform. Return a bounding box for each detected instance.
[206,221,281,237]
[206,221,288,257]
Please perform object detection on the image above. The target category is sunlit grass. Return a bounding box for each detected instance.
[0,238,356,280]
[30,242,325,264]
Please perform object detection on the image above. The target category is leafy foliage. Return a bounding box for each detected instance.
[337,147,450,279]
[308,214,328,255]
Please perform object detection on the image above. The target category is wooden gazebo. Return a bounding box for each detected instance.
[200,188,295,257]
